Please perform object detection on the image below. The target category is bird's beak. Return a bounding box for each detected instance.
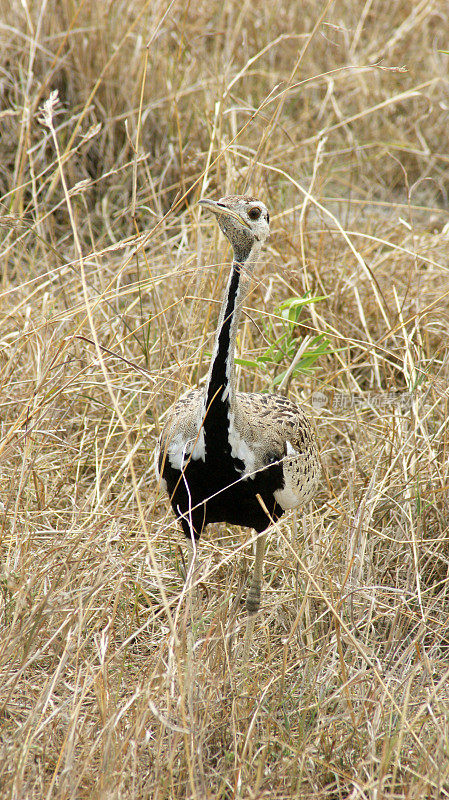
[198,198,252,231]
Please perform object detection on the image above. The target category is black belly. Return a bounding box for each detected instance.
[161,452,285,539]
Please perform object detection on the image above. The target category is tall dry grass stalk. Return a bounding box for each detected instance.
[1,1,448,797]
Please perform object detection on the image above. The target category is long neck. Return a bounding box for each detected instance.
[204,246,260,416]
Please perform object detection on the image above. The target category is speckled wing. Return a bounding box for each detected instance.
[155,389,204,480]
[234,392,320,508]
[156,388,319,510]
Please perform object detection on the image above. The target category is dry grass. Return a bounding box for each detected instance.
[1,0,449,797]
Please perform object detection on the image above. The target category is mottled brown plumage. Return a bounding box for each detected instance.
[159,389,318,509]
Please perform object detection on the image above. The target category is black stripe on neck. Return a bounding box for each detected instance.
[205,262,241,414]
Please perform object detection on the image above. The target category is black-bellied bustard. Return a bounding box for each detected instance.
[155,196,320,658]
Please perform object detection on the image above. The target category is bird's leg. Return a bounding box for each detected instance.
[242,530,266,662]
[246,531,265,613]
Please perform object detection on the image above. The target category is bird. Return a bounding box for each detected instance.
[155,195,320,657]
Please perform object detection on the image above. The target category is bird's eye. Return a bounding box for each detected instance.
[248,207,261,220]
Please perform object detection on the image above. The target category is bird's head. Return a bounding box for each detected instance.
[199,195,270,263]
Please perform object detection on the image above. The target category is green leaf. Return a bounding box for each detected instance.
[234,358,262,368]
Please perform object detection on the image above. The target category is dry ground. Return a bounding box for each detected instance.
[1,1,449,798]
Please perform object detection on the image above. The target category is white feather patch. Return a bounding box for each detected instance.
[274,483,300,510]
[153,446,167,492]
[228,410,256,475]
[274,441,302,509]
[285,440,298,456]
[160,427,206,474]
